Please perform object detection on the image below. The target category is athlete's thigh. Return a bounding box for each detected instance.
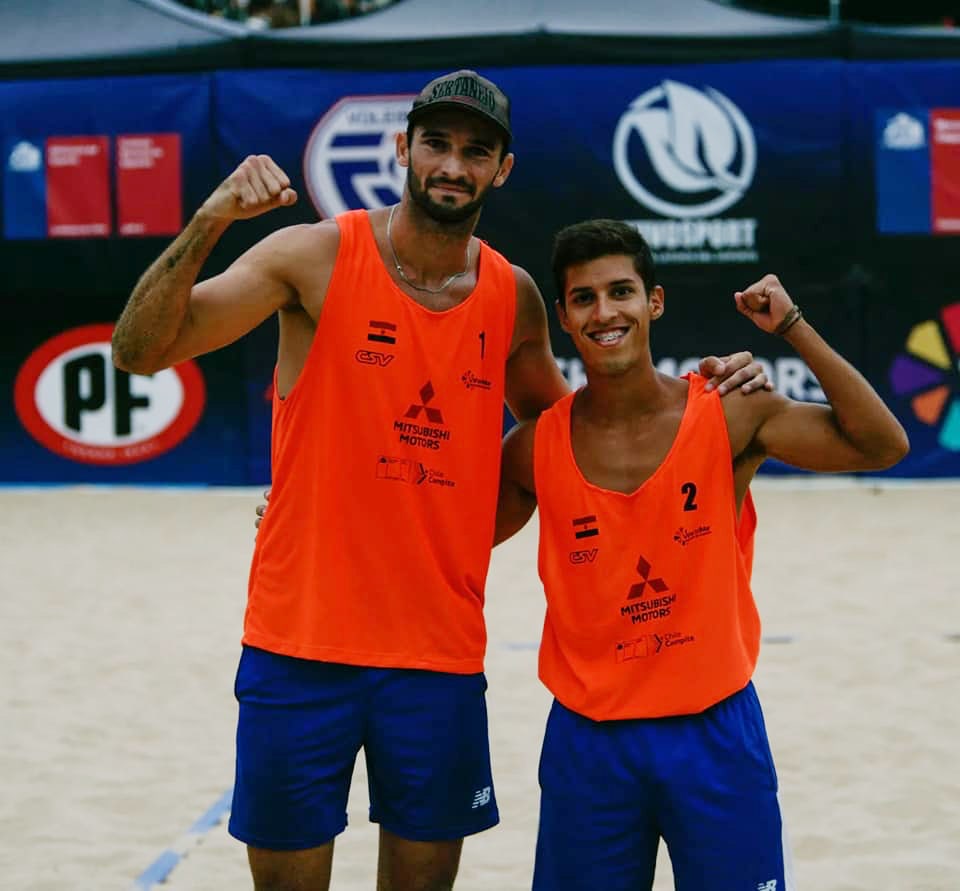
[228,646,366,851]
[364,668,499,842]
[376,827,462,891]
[532,700,659,891]
[657,682,793,891]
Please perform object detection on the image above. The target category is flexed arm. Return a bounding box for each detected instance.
[726,275,909,473]
[112,155,298,374]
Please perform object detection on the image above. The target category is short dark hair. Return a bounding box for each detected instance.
[552,219,657,306]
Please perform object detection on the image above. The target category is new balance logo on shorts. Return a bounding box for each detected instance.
[471,786,491,808]
[757,881,778,891]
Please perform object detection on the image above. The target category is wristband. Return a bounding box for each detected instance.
[774,305,803,336]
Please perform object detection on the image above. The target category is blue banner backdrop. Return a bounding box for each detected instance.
[2,63,958,482]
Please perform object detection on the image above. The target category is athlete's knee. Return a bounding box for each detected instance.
[377,832,463,891]
[381,873,457,891]
[248,843,334,891]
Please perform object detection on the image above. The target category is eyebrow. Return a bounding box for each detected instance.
[568,278,635,297]
[419,128,496,150]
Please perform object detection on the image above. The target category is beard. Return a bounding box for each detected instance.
[407,166,494,224]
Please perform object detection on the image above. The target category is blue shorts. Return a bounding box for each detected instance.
[227,646,499,850]
[533,683,795,891]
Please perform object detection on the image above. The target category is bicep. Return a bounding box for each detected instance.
[755,400,878,472]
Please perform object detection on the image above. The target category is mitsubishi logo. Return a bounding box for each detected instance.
[405,381,444,423]
[627,555,668,600]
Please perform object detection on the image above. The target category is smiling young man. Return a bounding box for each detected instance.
[496,219,909,891]
[112,72,768,890]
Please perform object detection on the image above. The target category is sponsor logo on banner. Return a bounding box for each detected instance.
[46,137,112,238]
[883,113,925,150]
[14,324,205,465]
[613,80,758,264]
[3,134,183,241]
[876,108,960,234]
[8,141,41,172]
[304,95,414,217]
[116,134,182,236]
[888,302,960,450]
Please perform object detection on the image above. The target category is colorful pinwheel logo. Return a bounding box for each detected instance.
[889,303,960,450]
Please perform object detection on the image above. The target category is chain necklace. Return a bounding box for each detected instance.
[386,203,472,294]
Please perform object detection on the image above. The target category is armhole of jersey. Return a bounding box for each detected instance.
[319,210,355,320]
[532,414,545,504]
[503,257,518,358]
[480,245,518,359]
[711,386,742,524]
[711,387,758,565]
[274,212,353,410]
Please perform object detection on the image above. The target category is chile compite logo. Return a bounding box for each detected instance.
[889,302,960,450]
[304,95,415,218]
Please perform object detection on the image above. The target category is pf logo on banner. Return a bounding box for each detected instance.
[304,95,415,218]
[613,80,756,219]
[14,324,205,465]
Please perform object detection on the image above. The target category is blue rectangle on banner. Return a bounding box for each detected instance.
[875,109,930,234]
[4,139,47,239]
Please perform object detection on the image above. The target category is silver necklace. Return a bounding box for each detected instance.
[386,203,472,294]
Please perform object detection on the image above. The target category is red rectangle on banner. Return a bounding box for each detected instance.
[116,134,182,237]
[931,109,960,234]
[46,136,111,238]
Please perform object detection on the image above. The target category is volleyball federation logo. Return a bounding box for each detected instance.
[304,95,415,218]
[889,302,960,450]
[613,81,756,219]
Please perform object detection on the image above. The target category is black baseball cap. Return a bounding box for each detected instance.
[407,69,512,146]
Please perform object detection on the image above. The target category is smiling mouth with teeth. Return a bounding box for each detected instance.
[588,328,629,345]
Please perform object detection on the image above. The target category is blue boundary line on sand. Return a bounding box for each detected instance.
[130,788,233,891]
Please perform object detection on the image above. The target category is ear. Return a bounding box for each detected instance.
[648,285,665,320]
[396,130,410,169]
[555,299,572,334]
[493,152,515,189]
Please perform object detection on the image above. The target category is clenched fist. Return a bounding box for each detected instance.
[200,154,298,221]
[734,274,797,335]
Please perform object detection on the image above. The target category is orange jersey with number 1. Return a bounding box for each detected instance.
[534,375,759,720]
[244,210,517,674]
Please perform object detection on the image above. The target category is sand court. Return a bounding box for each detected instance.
[2,482,958,890]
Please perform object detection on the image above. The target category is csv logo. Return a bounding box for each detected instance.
[613,80,756,218]
[14,324,205,465]
[355,349,395,367]
[304,95,415,218]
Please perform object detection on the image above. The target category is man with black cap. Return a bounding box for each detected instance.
[112,69,767,890]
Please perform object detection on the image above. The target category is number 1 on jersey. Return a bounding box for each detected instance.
[479,330,486,359]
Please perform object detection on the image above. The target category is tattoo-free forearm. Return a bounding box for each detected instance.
[112,211,231,373]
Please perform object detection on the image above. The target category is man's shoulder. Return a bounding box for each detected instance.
[278,218,340,249]
[260,219,341,266]
[510,263,536,290]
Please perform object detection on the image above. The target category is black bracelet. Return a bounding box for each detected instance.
[774,305,803,336]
